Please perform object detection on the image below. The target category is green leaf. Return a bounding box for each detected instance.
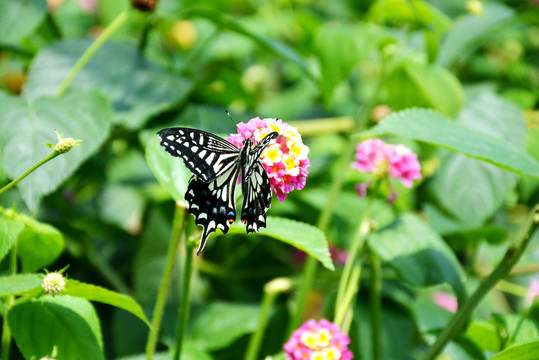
[437,3,515,68]
[490,339,539,360]
[17,216,64,273]
[0,0,46,43]
[0,273,42,297]
[132,208,178,302]
[8,296,104,360]
[63,279,149,326]
[314,23,385,103]
[386,60,464,117]
[429,92,526,226]
[359,108,539,178]
[466,320,501,353]
[97,184,145,235]
[189,302,260,351]
[184,8,315,83]
[23,39,192,130]
[368,213,466,302]
[0,90,112,211]
[144,135,191,202]
[227,216,334,270]
[0,210,25,262]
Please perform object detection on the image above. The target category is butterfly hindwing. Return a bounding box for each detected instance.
[185,166,240,255]
[158,127,239,182]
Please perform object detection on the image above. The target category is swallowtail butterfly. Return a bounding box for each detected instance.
[158,127,279,255]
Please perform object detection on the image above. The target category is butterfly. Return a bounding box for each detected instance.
[157,127,279,255]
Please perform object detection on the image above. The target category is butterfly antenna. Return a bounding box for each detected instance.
[226,109,251,140]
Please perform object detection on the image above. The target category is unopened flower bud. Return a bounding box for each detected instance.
[53,131,82,154]
[131,0,157,12]
[42,272,66,295]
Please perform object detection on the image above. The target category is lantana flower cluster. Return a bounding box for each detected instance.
[284,319,353,360]
[351,139,421,203]
[227,117,310,201]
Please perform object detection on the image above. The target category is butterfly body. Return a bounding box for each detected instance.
[157,127,279,254]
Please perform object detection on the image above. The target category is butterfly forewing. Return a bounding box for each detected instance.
[158,127,239,182]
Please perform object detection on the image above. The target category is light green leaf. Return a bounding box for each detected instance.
[386,60,464,117]
[189,302,260,351]
[8,296,104,360]
[359,108,539,178]
[0,90,112,211]
[490,339,539,360]
[437,3,515,68]
[429,92,526,226]
[368,214,466,302]
[17,216,64,273]
[0,210,25,262]
[63,279,149,326]
[0,0,46,43]
[314,23,385,103]
[145,135,191,202]
[227,216,334,270]
[23,39,192,130]
[0,273,42,297]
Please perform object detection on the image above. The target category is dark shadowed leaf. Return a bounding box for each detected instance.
[23,39,192,129]
[369,214,466,303]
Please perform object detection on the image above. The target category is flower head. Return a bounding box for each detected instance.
[432,291,458,313]
[284,319,353,360]
[525,278,539,307]
[42,272,66,295]
[351,139,421,202]
[227,117,310,201]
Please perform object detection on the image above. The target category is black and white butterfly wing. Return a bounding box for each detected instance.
[239,132,279,234]
[186,166,240,255]
[240,162,273,234]
[157,127,240,182]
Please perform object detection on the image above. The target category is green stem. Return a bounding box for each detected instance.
[288,141,356,334]
[145,203,186,360]
[422,205,539,360]
[334,195,375,327]
[0,150,60,196]
[1,243,18,360]
[339,262,361,334]
[55,10,130,97]
[245,278,290,360]
[173,236,197,360]
[370,250,382,360]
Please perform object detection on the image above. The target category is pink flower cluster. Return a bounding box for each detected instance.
[227,117,310,201]
[284,319,353,360]
[351,139,421,202]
